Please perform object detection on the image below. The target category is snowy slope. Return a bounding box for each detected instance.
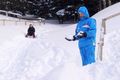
[93,2,120,44]
[0,20,81,80]
[0,37,69,80]
[0,2,120,80]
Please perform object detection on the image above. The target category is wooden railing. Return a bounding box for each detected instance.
[0,18,45,26]
[97,12,120,61]
[0,10,45,26]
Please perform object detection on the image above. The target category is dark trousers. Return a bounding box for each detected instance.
[25,32,35,38]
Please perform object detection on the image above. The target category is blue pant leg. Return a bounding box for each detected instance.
[80,45,95,66]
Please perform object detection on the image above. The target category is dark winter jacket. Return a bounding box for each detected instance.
[27,26,35,36]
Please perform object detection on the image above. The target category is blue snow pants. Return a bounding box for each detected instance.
[80,45,95,66]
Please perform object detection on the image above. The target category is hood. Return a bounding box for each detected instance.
[78,6,90,18]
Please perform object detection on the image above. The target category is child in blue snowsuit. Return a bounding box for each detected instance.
[74,6,96,66]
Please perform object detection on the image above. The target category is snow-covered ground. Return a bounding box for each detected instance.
[0,2,120,80]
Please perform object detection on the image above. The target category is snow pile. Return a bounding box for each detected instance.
[0,36,69,80]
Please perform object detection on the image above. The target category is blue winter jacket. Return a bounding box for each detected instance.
[75,6,96,48]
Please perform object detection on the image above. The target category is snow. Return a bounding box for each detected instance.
[56,9,65,16]
[0,2,120,80]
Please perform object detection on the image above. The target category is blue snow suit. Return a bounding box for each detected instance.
[75,6,96,66]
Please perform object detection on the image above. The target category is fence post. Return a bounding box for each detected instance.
[15,21,17,25]
[25,21,27,25]
[97,18,106,61]
[3,19,5,25]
